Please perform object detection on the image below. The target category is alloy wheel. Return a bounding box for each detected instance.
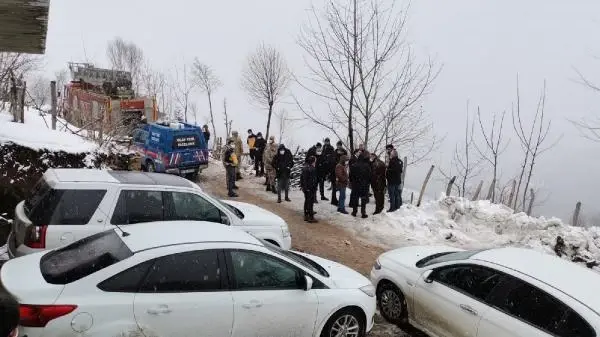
[380,289,403,320]
[330,314,360,337]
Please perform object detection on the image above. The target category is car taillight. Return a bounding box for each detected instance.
[24,225,47,249]
[19,304,77,327]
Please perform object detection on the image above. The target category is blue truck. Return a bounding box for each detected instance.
[131,121,209,179]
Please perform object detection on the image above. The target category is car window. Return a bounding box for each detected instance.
[420,249,487,268]
[111,190,164,224]
[139,250,222,293]
[41,230,133,285]
[165,192,224,223]
[229,250,300,290]
[24,177,51,215]
[493,278,595,337]
[260,239,329,278]
[27,189,106,225]
[432,264,504,302]
[215,199,244,219]
[97,260,153,293]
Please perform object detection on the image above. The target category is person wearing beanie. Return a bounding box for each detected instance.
[386,149,403,212]
[272,143,294,203]
[254,132,266,177]
[263,136,278,193]
[300,155,319,222]
[306,142,324,203]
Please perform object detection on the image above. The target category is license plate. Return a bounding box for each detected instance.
[181,169,195,174]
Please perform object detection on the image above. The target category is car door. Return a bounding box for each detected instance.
[412,264,504,337]
[41,187,110,249]
[163,191,229,225]
[133,248,234,337]
[226,249,319,337]
[108,189,166,228]
[477,275,596,337]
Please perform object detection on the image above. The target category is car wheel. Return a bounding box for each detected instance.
[320,307,365,337]
[377,281,408,325]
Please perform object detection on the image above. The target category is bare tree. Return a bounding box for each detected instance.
[0,53,40,108]
[192,59,221,144]
[440,103,483,197]
[475,108,509,202]
[241,43,290,140]
[511,79,561,211]
[139,63,173,119]
[106,37,144,93]
[26,75,50,111]
[223,98,232,138]
[296,0,439,156]
[571,68,600,142]
[171,63,197,123]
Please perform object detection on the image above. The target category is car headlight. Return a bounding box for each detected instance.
[360,284,376,297]
[281,226,290,238]
[373,258,382,270]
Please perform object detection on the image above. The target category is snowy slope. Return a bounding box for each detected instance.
[224,160,600,271]
[0,108,97,153]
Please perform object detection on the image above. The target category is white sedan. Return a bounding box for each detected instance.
[2,221,376,337]
[370,245,600,337]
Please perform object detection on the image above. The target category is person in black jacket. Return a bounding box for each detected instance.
[300,155,319,223]
[254,132,266,177]
[331,140,348,205]
[386,149,403,212]
[306,142,325,202]
[202,125,210,144]
[0,293,19,337]
[272,144,294,203]
[349,151,372,218]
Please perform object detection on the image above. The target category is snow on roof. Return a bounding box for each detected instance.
[119,221,262,252]
[0,107,97,153]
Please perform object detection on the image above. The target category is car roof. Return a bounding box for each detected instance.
[472,247,600,313]
[118,220,263,252]
[47,168,195,188]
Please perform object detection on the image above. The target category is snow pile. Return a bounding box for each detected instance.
[0,108,97,153]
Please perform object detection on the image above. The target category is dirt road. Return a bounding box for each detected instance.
[199,173,425,337]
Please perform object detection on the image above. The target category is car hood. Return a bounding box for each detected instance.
[380,245,464,270]
[295,251,371,289]
[222,200,287,227]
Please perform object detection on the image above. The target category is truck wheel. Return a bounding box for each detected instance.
[147,161,156,172]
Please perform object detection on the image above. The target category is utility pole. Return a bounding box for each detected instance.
[19,81,26,123]
[50,81,57,130]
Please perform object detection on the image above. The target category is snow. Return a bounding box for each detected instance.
[0,107,97,153]
[206,160,600,271]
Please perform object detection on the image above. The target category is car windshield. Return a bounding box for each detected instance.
[259,239,329,277]
[215,199,244,219]
[418,249,487,268]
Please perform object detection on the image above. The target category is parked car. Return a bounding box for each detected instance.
[131,121,209,179]
[7,168,291,259]
[370,245,600,337]
[1,221,376,337]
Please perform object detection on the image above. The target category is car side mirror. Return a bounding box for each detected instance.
[220,214,230,226]
[423,270,434,284]
[303,275,313,291]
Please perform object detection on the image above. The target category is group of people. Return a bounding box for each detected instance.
[222,129,294,201]
[300,140,404,223]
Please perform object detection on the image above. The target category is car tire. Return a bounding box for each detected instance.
[319,307,366,337]
[376,281,408,326]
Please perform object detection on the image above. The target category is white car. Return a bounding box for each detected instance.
[7,168,291,258]
[370,245,600,337]
[1,221,376,337]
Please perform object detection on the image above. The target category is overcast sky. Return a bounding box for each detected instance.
[41,0,600,222]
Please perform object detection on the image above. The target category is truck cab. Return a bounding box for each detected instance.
[132,121,209,179]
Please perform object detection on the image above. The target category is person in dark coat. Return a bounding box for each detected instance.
[370,153,387,215]
[322,138,335,187]
[331,140,348,205]
[0,293,19,337]
[300,155,319,223]
[386,149,403,212]
[202,125,210,144]
[335,154,349,214]
[272,144,294,203]
[385,144,395,165]
[349,151,372,218]
[306,142,328,202]
[254,132,266,177]
[348,143,365,167]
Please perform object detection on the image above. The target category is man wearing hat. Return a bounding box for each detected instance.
[263,136,278,193]
[222,137,239,197]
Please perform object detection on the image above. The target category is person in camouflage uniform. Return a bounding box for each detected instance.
[231,130,244,180]
[263,136,278,193]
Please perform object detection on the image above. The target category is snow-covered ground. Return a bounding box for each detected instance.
[206,160,600,271]
[0,107,97,153]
